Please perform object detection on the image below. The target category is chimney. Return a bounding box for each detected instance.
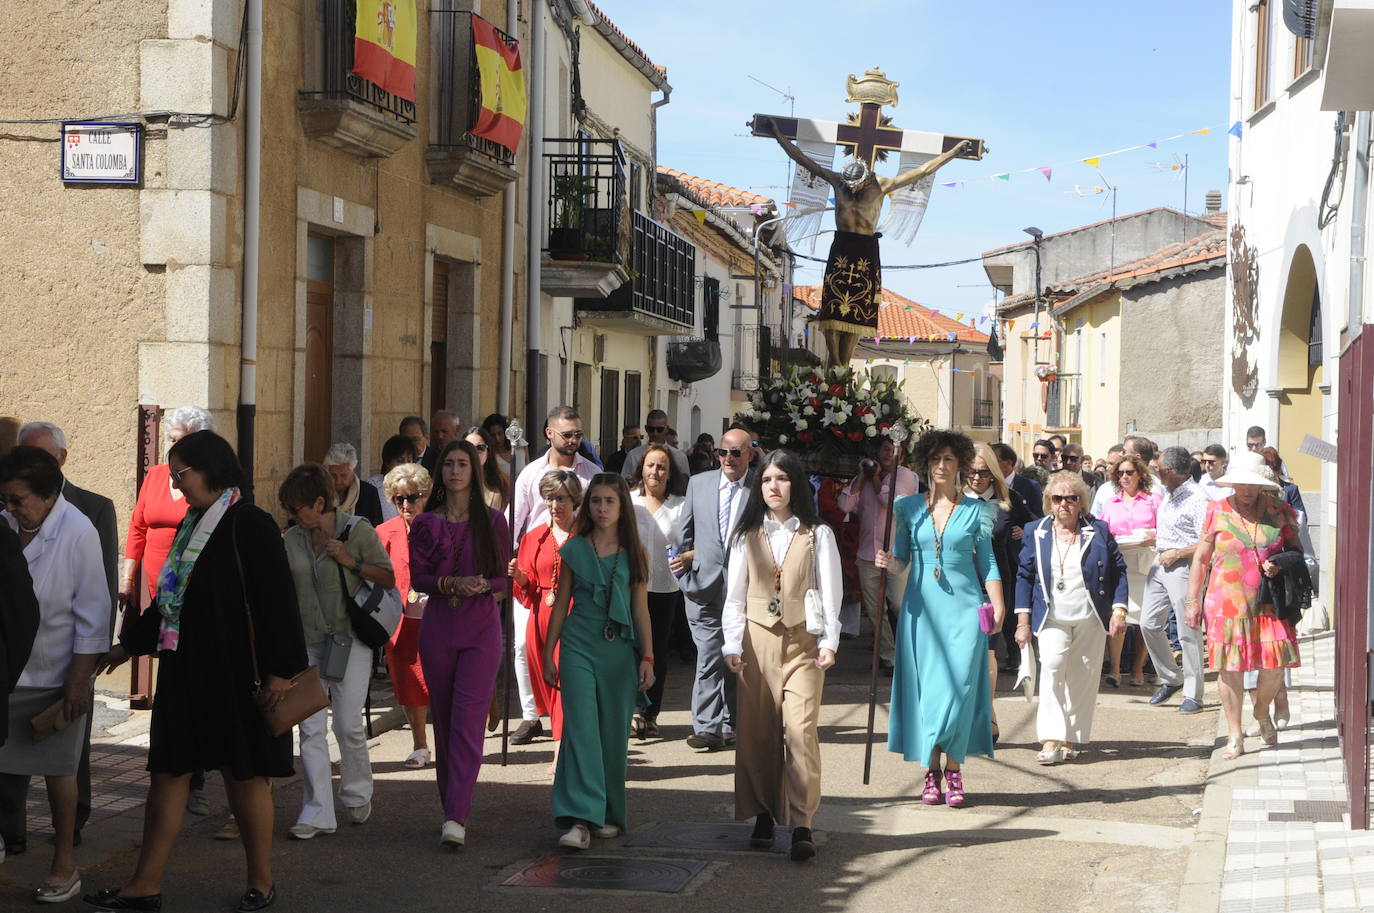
[1205,189,1222,213]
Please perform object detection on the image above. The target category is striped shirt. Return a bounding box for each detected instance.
[1155,479,1209,552]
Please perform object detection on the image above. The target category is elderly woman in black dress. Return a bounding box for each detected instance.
[88,432,307,913]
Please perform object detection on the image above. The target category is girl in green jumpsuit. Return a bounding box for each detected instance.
[541,473,655,850]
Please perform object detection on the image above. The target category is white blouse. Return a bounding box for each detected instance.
[631,492,685,594]
[1049,535,1095,624]
[4,495,112,689]
[721,516,842,656]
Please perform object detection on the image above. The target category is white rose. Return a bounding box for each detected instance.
[861,412,877,425]
[796,419,808,430]
[865,426,878,437]
[803,405,816,416]
[779,434,789,444]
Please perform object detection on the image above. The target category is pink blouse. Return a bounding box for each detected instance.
[1098,490,1161,537]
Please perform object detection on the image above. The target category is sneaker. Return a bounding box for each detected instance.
[214,818,240,841]
[1149,683,1182,706]
[347,801,372,825]
[591,825,620,838]
[186,789,211,816]
[440,820,465,847]
[510,719,544,745]
[558,823,590,850]
[287,822,335,840]
[1179,698,1204,714]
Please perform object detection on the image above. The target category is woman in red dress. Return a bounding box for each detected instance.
[377,463,434,769]
[510,469,584,741]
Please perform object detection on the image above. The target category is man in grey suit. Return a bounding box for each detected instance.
[670,428,754,752]
[5,422,117,851]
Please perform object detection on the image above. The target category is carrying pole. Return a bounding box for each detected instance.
[862,454,903,785]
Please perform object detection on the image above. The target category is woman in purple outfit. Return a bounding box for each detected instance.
[409,440,510,849]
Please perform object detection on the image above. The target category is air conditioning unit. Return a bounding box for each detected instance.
[593,332,606,364]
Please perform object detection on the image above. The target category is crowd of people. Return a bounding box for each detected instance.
[0,406,1317,907]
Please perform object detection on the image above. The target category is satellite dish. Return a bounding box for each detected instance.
[1282,0,1317,40]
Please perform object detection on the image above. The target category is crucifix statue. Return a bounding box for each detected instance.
[750,68,987,366]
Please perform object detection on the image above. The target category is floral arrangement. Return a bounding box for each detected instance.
[1034,364,1058,381]
[736,364,930,463]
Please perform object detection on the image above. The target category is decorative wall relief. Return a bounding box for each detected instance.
[1230,223,1260,405]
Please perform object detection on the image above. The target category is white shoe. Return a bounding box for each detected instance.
[558,824,590,850]
[404,748,432,769]
[287,822,336,840]
[440,820,465,847]
[591,825,621,838]
[347,800,372,825]
[186,788,211,816]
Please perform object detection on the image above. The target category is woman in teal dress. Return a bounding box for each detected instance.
[541,473,655,850]
[877,430,1007,807]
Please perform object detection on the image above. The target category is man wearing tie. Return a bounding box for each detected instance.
[671,428,754,751]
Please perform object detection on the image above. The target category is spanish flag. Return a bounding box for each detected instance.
[353,0,417,103]
[471,14,527,154]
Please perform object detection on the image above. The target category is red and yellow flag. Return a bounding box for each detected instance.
[353,0,417,102]
[471,14,527,154]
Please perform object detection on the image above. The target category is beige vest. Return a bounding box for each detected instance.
[744,526,813,629]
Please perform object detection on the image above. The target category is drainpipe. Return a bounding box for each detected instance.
[1348,111,1369,335]
[524,0,547,427]
[237,0,263,503]
[496,0,519,416]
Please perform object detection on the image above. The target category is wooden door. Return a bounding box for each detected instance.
[431,260,449,417]
[304,283,333,463]
[600,368,620,457]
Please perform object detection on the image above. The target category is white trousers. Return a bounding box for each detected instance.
[1141,560,1204,702]
[1036,615,1107,744]
[298,635,374,829]
[512,600,538,721]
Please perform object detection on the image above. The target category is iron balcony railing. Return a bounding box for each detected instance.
[302,0,417,124]
[432,10,515,165]
[575,210,696,329]
[973,398,995,428]
[545,138,627,263]
[1045,376,1081,429]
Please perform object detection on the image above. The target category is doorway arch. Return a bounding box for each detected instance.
[1274,244,1322,493]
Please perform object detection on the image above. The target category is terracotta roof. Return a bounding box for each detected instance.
[1199,210,1228,228]
[981,207,1210,257]
[997,228,1227,314]
[657,166,774,209]
[795,286,990,344]
[585,2,669,88]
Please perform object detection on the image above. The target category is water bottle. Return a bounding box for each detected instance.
[666,544,687,578]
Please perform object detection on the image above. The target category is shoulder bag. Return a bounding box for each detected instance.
[231,513,330,737]
[335,518,404,650]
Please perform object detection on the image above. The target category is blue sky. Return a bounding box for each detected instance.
[599,0,1233,316]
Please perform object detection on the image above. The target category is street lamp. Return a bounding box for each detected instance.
[1023,226,1044,366]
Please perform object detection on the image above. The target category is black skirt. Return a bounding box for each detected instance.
[817,230,882,334]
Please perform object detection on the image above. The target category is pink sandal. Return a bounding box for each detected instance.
[921,769,943,805]
[944,769,966,807]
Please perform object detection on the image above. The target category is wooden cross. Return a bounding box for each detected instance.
[750,106,985,168]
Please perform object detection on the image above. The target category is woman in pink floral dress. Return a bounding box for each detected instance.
[1184,452,1301,760]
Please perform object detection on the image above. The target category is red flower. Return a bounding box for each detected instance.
[854,404,872,416]
[796,431,813,442]
[808,373,821,385]
[829,426,845,439]
[847,431,864,442]
[827,383,846,397]
[808,396,820,409]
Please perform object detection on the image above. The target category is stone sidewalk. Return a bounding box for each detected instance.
[1184,631,1374,913]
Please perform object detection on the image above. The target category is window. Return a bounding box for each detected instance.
[1293,33,1314,79]
[703,276,720,342]
[1254,0,1273,110]
[630,162,643,213]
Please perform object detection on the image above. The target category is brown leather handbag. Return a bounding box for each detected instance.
[231,514,329,737]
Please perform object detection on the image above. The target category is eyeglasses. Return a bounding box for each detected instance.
[716,448,747,459]
[171,465,194,484]
[968,469,994,480]
[1050,494,1080,504]
[646,425,667,433]
[391,493,423,506]
[552,429,584,441]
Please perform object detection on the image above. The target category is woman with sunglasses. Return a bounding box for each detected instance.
[376,463,434,770]
[409,440,511,847]
[874,430,1007,807]
[1014,472,1129,765]
[1097,453,1161,687]
[464,426,510,511]
[541,474,654,850]
[510,470,585,746]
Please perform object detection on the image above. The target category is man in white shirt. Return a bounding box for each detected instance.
[621,409,689,480]
[1199,444,1233,502]
[508,406,599,744]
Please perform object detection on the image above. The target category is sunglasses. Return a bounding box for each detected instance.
[968,469,993,480]
[1246,441,1263,450]
[716,448,748,458]
[1050,493,1080,504]
[391,493,423,506]
[1116,468,1138,477]
[1062,454,1082,462]
[552,429,584,441]
[646,425,667,433]
[1033,452,1052,461]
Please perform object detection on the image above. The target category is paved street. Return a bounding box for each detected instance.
[0,639,1231,912]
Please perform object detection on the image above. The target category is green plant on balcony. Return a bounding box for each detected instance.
[549,174,600,260]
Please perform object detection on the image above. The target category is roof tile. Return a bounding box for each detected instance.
[657,166,774,209]
[795,285,989,343]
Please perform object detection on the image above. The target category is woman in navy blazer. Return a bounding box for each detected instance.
[1013,472,1129,764]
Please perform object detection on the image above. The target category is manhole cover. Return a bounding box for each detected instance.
[501,856,706,893]
[624,820,792,854]
[1268,800,1347,823]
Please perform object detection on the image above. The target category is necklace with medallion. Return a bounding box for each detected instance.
[1053,525,1079,592]
[542,525,570,608]
[598,542,623,642]
[927,494,955,582]
[762,524,802,617]
[1233,504,1266,568]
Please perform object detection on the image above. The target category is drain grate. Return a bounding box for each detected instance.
[624,820,792,854]
[501,856,707,893]
[1267,800,1347,823]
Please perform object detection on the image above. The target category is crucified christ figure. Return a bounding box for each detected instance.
[769,123,970,366]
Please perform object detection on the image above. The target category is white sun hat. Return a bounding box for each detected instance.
[1214,450,1281,490]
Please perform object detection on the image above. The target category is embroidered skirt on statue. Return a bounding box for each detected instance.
[817,230,882,335]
